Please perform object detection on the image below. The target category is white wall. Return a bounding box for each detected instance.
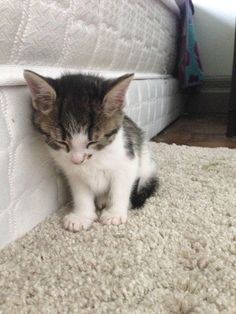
[193,0,236,77]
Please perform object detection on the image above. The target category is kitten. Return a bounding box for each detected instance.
[24,70,158,231]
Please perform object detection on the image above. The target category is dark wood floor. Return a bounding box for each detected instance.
[152,113,236,148]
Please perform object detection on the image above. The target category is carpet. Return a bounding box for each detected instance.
[0,143,236,314]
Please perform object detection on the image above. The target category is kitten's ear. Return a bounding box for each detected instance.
[103,74,134,116]
[24,70,56,114]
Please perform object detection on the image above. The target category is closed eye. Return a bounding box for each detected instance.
[104,128,119,138]
[57,140,70,152]
[87,141,98,148]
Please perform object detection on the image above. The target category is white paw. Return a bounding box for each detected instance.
[63,213,96,232]
[100,209,127,225]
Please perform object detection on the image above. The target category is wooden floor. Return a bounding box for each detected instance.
[152,113,236,148]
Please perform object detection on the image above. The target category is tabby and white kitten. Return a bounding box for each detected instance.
[24,70,157,231]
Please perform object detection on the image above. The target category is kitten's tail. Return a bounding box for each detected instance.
[130,176,158,209]
[130,143,158,209]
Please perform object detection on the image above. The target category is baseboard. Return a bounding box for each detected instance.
[186,76,231,113]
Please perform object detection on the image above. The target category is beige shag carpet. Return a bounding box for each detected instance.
[1,143,236,314]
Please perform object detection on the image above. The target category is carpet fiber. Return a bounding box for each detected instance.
[1,143,236,313]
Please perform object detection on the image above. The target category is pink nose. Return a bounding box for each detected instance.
[71,153,85,165]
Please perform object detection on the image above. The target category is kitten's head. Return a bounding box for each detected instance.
[24,70,133,165]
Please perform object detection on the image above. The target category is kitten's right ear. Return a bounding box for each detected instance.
[24,70,56,114]
[103,73,134,116]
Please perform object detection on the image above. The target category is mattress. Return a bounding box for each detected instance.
[0,0,179,75]
[0,0,183,247]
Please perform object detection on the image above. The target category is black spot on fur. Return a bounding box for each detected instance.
[123,116,143,159]
[130,177,158,209]
[88,109,96,141]
[125,136,135,158]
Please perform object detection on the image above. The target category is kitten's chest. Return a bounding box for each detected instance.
[81,165,110,194]
[77,148,119,194]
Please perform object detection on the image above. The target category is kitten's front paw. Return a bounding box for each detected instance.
[63,213,96,232]
[100,209,127,225]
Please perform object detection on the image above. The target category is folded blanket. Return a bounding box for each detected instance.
[177,0,204,88]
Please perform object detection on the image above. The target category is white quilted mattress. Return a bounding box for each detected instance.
[0,0,183,247]
[0,0,179,75]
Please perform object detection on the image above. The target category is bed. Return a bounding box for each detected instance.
[0,0,183,247]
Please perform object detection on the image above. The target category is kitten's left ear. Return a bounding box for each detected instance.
[103,73,134,116]
[24,70,56,114]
